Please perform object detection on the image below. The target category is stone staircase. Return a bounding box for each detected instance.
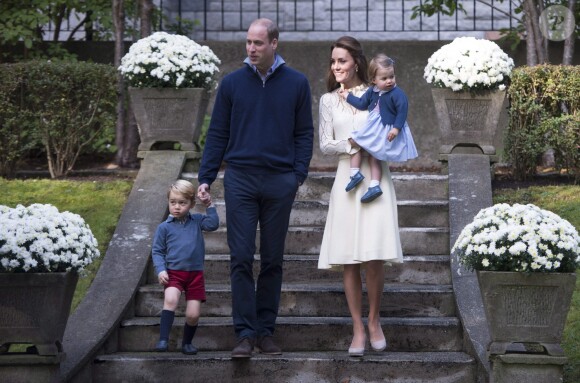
[91,171,476,382]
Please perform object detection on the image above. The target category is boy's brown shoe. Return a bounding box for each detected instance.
[231,337,254,358]
[256,336,282,355]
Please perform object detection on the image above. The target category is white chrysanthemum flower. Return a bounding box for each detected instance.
[118,31,221,89]
[424,36,514,92]
[0,204,100,273]
[452,203,580,273]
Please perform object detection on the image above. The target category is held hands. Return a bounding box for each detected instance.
[197,183,212,207]
[158,271,169,285]
[387,128,399,142]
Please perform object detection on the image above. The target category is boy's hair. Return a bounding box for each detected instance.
[168,180,196,202]
[368,53,395,79]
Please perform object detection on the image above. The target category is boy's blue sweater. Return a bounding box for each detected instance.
[198,60,313,186]
[151,207,219,275]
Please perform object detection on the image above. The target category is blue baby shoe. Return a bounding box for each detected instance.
[361,185,383,203]
[345,171,365,192]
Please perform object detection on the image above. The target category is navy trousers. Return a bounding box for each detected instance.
[224,167,298,340]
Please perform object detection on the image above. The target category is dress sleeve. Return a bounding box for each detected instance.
[319,93,358,156]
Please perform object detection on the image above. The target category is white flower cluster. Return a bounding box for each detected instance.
[424,36,514,92]
[118,32,221,89]
[453,203,580,273]
[0,204,100,273]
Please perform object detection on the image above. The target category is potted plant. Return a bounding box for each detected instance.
[425,36,515,156]
[0,204,100,356]
[453,203,580,356]
[118,31,221,151]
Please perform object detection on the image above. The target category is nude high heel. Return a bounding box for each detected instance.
[370,337,387,352]
[348,335,366,357]
[370,330,387,352]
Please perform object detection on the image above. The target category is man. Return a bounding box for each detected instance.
[197,18,313,358]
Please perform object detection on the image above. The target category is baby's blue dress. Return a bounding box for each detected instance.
[351,97,418,162]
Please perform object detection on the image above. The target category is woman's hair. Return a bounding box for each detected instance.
[368,53,396,80]
[168,179,196,202]
[326,36,369,92]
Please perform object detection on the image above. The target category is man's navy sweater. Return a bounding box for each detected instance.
[198,62,314,186]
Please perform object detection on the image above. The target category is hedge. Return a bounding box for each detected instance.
[505,65,580,181]
[0,60,117,178]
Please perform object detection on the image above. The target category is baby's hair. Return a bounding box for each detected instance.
[168,179,196,202]
[368,53,396,79]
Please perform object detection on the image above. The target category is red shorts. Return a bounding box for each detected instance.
[165,270,206,302]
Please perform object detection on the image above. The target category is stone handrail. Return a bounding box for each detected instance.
[447,153,493,382]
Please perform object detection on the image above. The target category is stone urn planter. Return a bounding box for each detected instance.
[0,271,79,356]
[129,87,210,152]
[477,270,576,356]
[431,88,506,156]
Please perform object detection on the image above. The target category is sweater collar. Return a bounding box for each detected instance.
[372,84,397,95]
[244,54,286,78]
[166,212,192,223]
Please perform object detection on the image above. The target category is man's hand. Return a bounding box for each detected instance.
[197,183,211,204]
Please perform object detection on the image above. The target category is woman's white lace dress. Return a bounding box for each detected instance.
[317,86,404,270]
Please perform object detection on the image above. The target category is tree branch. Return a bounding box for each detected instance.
[563,0,576,65]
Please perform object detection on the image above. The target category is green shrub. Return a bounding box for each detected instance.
[0,61,117,178]
[0,64,28,177]
[505,65,580,181]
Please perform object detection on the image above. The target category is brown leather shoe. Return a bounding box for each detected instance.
[231,337,254,358]
[256,336,282,355]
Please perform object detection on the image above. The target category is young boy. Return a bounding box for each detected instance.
[151,179,219,354]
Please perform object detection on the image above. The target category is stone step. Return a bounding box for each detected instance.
[201,199,449,228]
[93,351,475,383]
[146,254,452,285]
[204,227,450,255]
[183,172,449,201]
[118,316,463,353]
[135,283,456,318]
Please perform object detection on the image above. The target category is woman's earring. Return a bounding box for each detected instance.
[355,66,359,72]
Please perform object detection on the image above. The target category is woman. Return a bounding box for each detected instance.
[318,36,404,357]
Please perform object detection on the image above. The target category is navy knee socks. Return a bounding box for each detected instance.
[159,309,175,341]
[182,323,198,346]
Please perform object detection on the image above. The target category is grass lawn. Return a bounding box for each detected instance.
[493,185,580,383]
